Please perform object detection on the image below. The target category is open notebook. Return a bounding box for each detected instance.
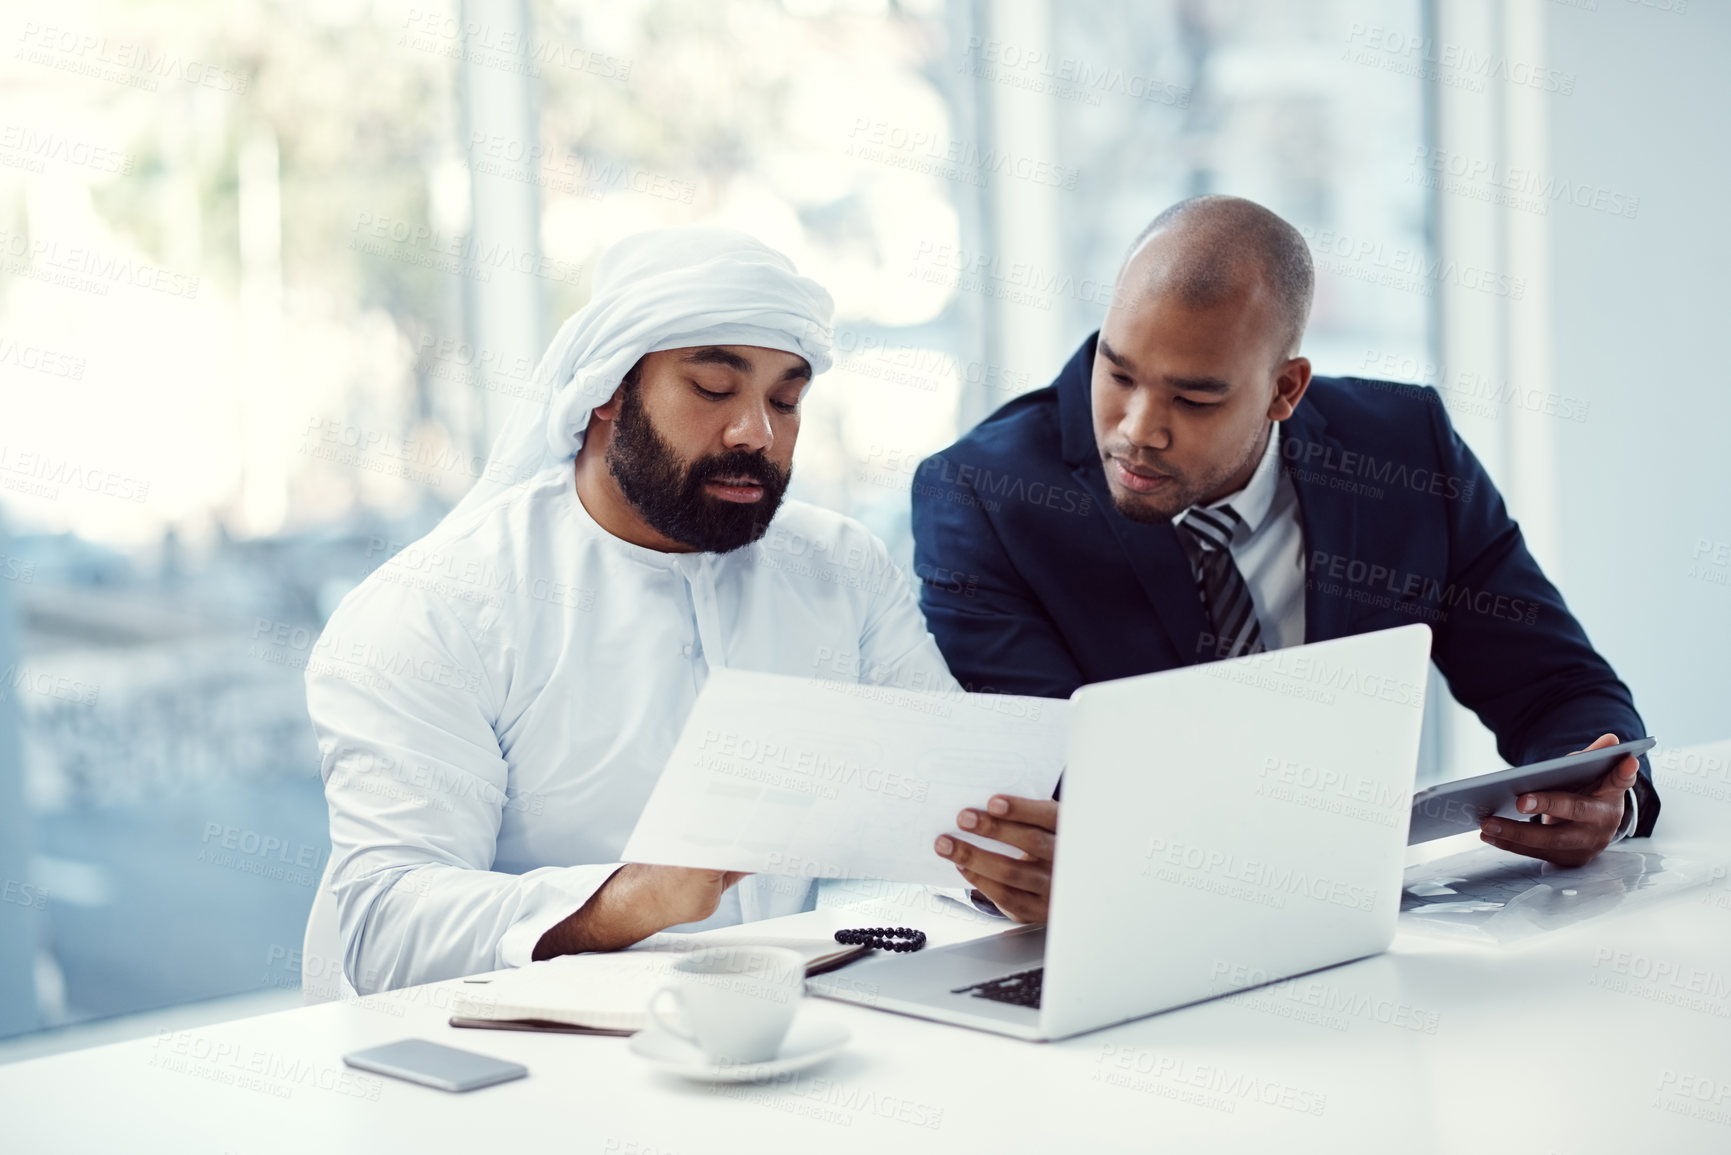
[448,930,868,1036]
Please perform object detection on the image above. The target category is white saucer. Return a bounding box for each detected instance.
[628,1014,850,1083]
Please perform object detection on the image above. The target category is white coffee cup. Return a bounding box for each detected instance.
[647,946,806,1064]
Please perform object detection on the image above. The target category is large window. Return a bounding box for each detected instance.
[0,0,1426,1041]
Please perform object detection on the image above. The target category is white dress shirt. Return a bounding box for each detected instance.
[1169,421,1635,840]
[306,462,960,994]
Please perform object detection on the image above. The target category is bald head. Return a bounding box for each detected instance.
[1121,195,1314,360]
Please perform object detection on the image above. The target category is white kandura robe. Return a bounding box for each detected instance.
[305,462,961,994]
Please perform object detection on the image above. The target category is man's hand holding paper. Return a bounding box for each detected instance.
[938,794,1060,922]
[621,670,1068,890]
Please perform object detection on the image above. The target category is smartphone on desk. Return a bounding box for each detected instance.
[343,1038,527,1092]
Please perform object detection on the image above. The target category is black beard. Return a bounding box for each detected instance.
[604,382,791,553]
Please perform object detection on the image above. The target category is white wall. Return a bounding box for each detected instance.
[1545,0,1730,747]
[1426,0,1727,768]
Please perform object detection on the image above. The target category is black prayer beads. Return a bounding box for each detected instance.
[834,926,926,952]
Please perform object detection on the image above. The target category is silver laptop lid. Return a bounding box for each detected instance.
[1040,624,1432,1039]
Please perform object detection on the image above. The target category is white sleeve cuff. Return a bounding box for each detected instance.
[496,863,628,968]
[928,884,1006,918]
[923,883,982,911]
[1613,789,1638,843]
[970,890,1009,918]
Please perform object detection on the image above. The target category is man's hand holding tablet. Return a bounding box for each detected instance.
[1478,733,1644,868]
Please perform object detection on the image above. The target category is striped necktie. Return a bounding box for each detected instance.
[1178,505,1265,658]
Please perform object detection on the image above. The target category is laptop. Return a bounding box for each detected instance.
[809,623,1433,1041]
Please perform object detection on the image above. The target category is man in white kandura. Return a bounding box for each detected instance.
[306,228,960,995]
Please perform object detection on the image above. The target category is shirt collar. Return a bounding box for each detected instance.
[1169,422,1283,537]
[563,461,694,572]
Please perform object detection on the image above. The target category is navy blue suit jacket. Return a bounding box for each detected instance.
[911,333,1658,836]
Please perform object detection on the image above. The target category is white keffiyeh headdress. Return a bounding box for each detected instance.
[439,226,835,528]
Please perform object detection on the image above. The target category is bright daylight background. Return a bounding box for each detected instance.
[1,0,1724,1049]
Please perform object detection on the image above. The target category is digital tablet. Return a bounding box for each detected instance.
[1407,737,1655,845]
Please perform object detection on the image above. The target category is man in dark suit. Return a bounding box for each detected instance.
[913,195,1657,921]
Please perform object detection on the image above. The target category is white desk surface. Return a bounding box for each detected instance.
[5,744,1731,1155]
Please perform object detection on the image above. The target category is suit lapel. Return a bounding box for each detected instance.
[1071,464,1210,663]
[1281,403,1359,643]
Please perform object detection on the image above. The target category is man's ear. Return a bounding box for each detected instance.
[1267,356,1312,422]
[591,385,626,423]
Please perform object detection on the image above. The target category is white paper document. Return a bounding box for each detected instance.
[621,670,1069,888]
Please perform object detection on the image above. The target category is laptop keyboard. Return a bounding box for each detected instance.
[952,966,1044,1009]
